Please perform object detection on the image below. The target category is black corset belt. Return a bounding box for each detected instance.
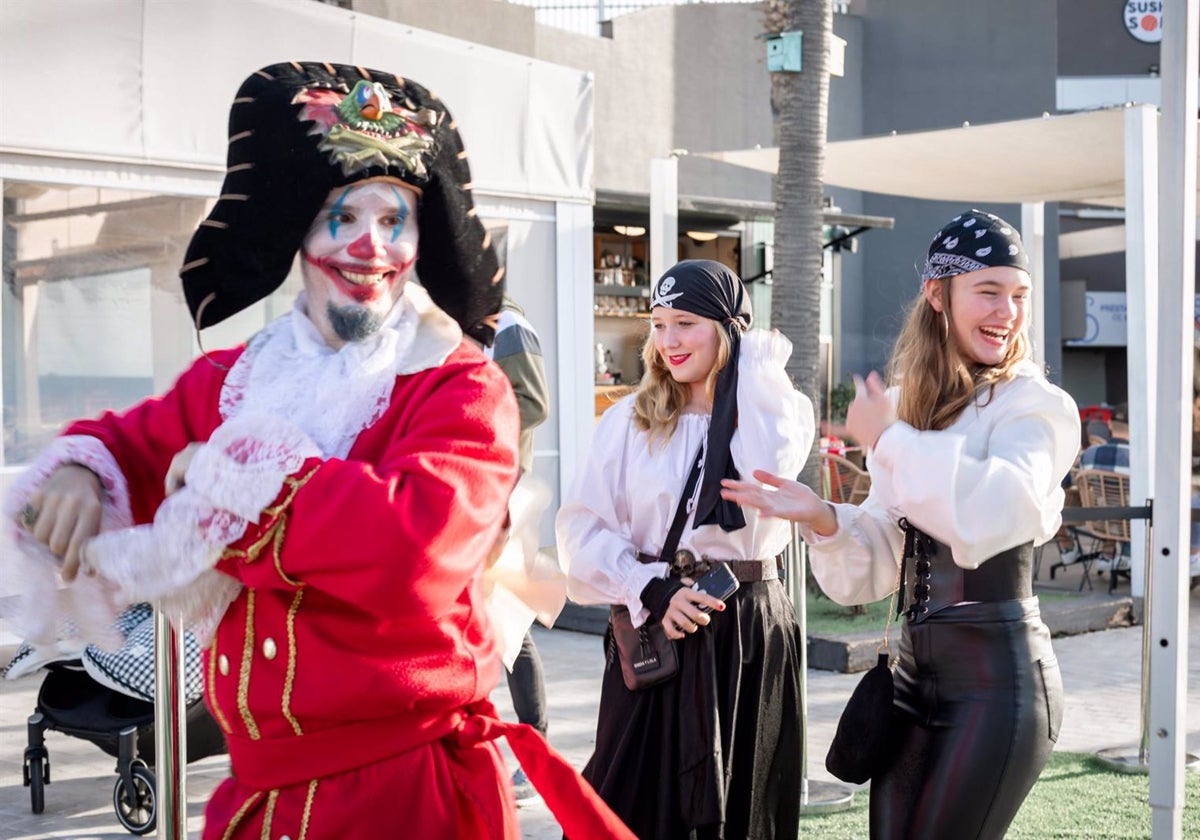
[897,519,1033,623]
[635,551,782,583]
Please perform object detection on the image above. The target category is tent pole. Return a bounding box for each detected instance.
[1150,2,1198,838]
[1124,104,1160,600]
[1019,202,1045,367]
[649,156,679,285]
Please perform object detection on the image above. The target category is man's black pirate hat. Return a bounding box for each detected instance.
[181,61,503,344]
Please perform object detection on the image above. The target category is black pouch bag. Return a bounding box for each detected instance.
[610,605,679,691]
[825,518,916,783]
[608,448,703,692]
[825,652,896,784]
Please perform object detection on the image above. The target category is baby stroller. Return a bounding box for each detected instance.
[9,604,226,835]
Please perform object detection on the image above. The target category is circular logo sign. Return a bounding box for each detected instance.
[1124,1,1163,44]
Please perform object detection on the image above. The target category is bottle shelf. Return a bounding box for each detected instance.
[593,283,650,299]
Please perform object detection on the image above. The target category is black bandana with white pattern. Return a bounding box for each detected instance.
[921,209,1029,283]
[651,260,752,533]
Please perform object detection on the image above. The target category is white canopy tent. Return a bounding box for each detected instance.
[701,96,1197,834]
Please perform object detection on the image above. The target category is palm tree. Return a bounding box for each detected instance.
[763,0,831,488]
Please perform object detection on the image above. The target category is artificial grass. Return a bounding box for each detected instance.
[799,751,1199,838]
[802,588,1076,638]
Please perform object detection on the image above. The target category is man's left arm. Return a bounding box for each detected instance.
[493,321,549,433]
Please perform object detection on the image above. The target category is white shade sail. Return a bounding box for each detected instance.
[699,107,1198,208]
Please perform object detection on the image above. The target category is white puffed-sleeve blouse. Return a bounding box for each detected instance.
[557,330,815,627]
[805,361,1081,606]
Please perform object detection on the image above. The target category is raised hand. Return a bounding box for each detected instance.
[22,464,104,581]
[842,371,896,451]
[721,469,838,536]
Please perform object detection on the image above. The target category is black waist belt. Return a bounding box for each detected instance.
[635,551,781,583]
[898,519,1032,623]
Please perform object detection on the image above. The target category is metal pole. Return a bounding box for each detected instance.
[792,526,809,804]
[1150,1,1198,836]
[788,524,854,814]
[153,605,187,839]
[1140,511,1153,766]
[1095,503,1157,774]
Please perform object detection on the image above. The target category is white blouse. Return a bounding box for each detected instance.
[557,329,815,627]
[806,361,1081,606]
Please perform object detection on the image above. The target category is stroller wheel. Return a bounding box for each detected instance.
[112,761,156,835]
[23,745,49,814]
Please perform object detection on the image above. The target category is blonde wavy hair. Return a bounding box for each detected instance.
[632,318,733,443]
[888,276,1032,431]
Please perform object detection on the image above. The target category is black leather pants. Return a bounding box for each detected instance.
[869,598,1063,840]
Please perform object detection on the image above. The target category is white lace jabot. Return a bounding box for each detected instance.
[219,282,462,458]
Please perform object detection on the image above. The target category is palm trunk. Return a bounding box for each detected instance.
[764,0,831,489]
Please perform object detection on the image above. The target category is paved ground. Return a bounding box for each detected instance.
[0,562,1197,839]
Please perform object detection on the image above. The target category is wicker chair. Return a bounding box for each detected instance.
[1072,468,1132,594]
[819,453,872,505]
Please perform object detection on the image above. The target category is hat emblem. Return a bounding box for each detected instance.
[294,81,438,178]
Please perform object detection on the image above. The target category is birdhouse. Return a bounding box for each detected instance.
[766,30,802,73]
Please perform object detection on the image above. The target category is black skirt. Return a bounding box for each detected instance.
[579,579,803,840]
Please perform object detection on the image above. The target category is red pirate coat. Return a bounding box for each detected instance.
[64,340,532,837]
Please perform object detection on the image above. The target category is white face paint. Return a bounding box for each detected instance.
[299,179,420,348]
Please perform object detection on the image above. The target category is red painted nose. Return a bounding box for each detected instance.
[346,231,383,261]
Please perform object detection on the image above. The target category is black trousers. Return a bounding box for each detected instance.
[505,630,548,737]
[870,598,1063,840]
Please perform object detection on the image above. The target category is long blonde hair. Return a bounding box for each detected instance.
[888,276,1032,431]
[632,318,732,442]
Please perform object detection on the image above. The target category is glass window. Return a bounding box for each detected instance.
[1,180,297,466]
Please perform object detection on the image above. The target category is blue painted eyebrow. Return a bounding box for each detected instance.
[327,186,354,239]
[387,185,410,243]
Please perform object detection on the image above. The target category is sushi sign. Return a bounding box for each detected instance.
[1124,2,1163,44]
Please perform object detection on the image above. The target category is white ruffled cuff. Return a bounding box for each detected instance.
[86,414,321,638]
[185,413,321,521]
[622,560,669,628]
[1,435,131,649]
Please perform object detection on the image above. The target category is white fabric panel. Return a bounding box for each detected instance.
[0,0,591,201]
[700,108,1200,208]
[141,0,356,166]
[352,14,592,200]
[0,1,145,160]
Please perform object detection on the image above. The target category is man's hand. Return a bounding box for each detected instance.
[22,464,103,581]
[165,443,204,496]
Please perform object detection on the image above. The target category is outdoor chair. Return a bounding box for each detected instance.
[1070,468,1133,594]
[819,452,872,505]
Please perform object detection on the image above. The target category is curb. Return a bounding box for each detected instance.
[808,594,1136,673]
[554,594,1136,674]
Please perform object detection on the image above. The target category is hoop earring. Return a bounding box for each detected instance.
[939,311,950,342]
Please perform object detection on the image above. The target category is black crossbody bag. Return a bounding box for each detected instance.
[609,449,704,691]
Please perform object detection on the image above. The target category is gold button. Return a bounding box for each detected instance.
[217,655,230,676]
[262,638,278,660]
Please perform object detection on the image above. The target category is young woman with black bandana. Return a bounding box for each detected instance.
[723,211,1080,840]
[557,260,815,838]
